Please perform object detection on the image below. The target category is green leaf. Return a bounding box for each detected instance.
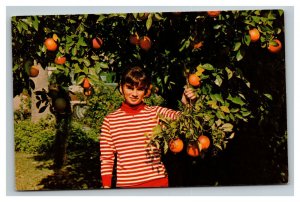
[221,123,233,132]
[99,62,109,69]
[164,75,169,84]
[264,93,273,100]
[244,34,251,46]
[214,94,224,104]
[154,13,163,20]
[179,40,190,52]
[225,67,233,79]
[146,16,153,30]
[252,16,260,23]
[91,55,100,61]
[216,110,226,119]
[74,64,82,74]
[244,20,255,26]
[76,75,85,85]
[278,10,284,16]
[71,47,77,56]
[32,16,39,31]
[214,143,223,150]
[227,132,235,139]
[202,63,214,71]
[241,111,251,117]
[227,95,245,106]
[207,100,218,109]
[16,22,22,33]
[220,106,230,113]
[83,58,91,67]
[83,66,89,75]
[214,75,223,86]
[77,36,87,47]
[236,50,244,61]
[233,42,241,51]
[20,21,28,31]
[230,109,239,115]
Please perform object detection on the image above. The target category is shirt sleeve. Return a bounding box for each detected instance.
[155,106,181,120]
[99,117,115,187]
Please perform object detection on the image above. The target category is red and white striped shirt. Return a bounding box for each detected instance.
[100,102,180,188]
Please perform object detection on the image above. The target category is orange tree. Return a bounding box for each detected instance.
[12,10,287,184]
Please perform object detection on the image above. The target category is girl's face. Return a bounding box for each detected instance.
[120,83,146,106]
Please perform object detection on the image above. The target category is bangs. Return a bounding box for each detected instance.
[124,76,147,89]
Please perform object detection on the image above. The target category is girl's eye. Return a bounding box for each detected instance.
[126,85,134,90]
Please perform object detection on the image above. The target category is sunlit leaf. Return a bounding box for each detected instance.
[233,42,241,51]
[216,110,226,119]
[146,15,153,30]
[264,93,273,100]
[76,75,85,85]
[225,67,233,79]
[207,100,218,109]
[236,50,244,61]
[220,106,230,113]
[202,63,214,71]
[214,75,223,86]
[221,123,233,132]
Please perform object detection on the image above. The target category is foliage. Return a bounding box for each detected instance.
[15,121,101,190]
[14,115,56,153]
[12,9,286,159]
[14,115,99,154]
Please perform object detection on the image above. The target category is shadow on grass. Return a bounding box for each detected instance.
[36,131,101,190]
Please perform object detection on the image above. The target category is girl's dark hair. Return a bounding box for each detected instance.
[120,66,151,91]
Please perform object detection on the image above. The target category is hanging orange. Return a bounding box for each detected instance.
[198,135,210,150]
[169,138,184,153]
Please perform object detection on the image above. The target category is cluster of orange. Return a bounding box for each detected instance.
[169,135,210,157]
[129,33,152,51]
[248,28,282,53]
[207,10,283,54]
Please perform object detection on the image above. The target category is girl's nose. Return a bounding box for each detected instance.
[132,88,138,96]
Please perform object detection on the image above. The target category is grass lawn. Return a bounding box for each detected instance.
[15,152,54,191]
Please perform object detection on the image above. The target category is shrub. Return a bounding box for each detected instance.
[14,115,56,153]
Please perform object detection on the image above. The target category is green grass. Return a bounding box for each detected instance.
[15,152,54,191]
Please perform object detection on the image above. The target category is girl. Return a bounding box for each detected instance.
[100,66,196,188]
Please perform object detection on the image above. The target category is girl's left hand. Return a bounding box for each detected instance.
[181,86,197,105]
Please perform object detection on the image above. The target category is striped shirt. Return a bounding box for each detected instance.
[100,103,180,188]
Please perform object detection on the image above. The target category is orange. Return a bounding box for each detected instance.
[139,36,152,51]
[193,41,203,49]
[29,65,39,77]
[268,39,282,54]
[92,37,103,49]
[207,11,221,18]
[82,78,91,89]
[129,33,140,45]
[169,138,184,153]
[186,142,200,157]
[44,38,58,51]
[198,135,210,150]
[188,74,201,87]
[249,28,260,42]
[54,56,66,65]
